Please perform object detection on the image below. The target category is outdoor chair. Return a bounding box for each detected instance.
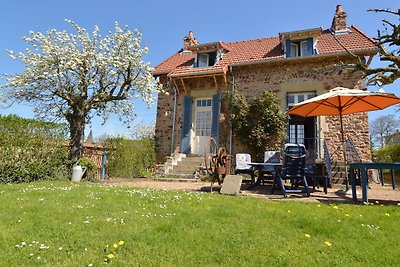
[305,163,329,194]
[272,144,310,197]
[259,151,281,184]
[234,153,255,183]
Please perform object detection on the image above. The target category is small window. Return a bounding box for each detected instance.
[195,51,217,68]
[197,54,209,68]
[196,98,212,107]
[287,92,316,108]
[287,38,313,58]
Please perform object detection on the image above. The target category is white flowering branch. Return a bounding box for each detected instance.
[1,20,162,163]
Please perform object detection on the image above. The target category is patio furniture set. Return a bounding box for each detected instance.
[235,144,328,198]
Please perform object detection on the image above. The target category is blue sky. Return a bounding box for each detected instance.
[0,0,398,138]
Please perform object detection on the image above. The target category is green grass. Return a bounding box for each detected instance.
[0,181,400,266]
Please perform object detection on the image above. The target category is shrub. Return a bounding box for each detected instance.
[223,91,288,161]
[373,143,400,163]
[76,157,99,182]
[0,115,68,183]
[103,137,156,178]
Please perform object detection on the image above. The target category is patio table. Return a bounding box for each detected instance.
[349,162,400,202]
[247,162,282,189]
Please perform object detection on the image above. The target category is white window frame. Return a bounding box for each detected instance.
[197,53,209,68]
[287,92,316,108]
[300,41,308,56]
[194,98,212,136]
[290,43,299,58]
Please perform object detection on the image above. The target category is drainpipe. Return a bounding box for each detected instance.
[170,82,177,156]
[229,65,235,155]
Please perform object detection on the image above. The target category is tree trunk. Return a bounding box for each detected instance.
[68,111,86,166]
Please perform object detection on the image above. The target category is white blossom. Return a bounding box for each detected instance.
[1,19,161,126]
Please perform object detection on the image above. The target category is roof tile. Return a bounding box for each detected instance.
[153,25,378,77]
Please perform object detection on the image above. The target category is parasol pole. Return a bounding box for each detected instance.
[339,111,349,191]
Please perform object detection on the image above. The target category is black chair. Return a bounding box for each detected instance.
[305,164,329,194]
[272,144,310,197]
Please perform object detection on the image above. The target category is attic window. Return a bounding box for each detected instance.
[285,38,314,58]
[195,51,217,68]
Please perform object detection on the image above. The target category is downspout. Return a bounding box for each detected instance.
[170,81,177,156]
[229,65,235,155]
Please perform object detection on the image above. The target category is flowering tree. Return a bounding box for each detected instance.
[1,20,161,164]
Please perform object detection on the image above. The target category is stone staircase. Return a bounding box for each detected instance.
[155,154,205,182]
[330,161,348,185]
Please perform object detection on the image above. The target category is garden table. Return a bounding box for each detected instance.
[247,162,282,189]
[349,162,400,203]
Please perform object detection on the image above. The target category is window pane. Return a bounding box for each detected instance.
[197,54,209,68]
[195,110,212,136]
[298,95,304,103]
[307,94,315,100]
[207,99,212,106]
[300,41,308,56]
[290,43,299,57]
[197,100,201,107]
[287,95,295,106]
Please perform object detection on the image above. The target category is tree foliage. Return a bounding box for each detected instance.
[358,9,400,85]
[370,114,399,148]
[1,20,161,164]
[224,91,288,161]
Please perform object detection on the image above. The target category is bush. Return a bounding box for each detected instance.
[223,91,288,161]
[103,137,156,178]
[76,157,99,182]
[0,115,68,183]
[373,143,400,162]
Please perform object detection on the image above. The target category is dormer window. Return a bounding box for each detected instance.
[287,38,313,58]
[289,39,312,57]
[195,51,217,68]
[280,28,321,59]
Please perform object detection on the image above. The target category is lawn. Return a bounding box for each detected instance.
[1,181,399,266]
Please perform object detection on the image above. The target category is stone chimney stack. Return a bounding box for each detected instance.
[331,4,347,32]
[183,31,199,50]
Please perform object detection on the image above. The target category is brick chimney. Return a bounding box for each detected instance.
[331,4,347,32]
[183,31,199,50]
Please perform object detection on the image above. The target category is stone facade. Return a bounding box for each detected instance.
[155,55,372,163]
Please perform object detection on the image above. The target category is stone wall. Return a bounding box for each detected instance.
[155,56,372,163]
[223,57,371,162]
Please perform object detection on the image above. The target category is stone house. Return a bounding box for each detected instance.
[153,5,378,164]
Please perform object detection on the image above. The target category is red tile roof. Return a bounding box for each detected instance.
[153,25,378,77]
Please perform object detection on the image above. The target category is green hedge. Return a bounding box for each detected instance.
[373,144,400,163]
[0,115,68,183]
[104,137,156,178]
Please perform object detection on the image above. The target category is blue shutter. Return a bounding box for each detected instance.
[211,92,221,144]
[285,40,291,58]
[307,38,313,56]
[181,95,192,154]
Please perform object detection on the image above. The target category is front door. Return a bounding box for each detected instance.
[191,98,212,155]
